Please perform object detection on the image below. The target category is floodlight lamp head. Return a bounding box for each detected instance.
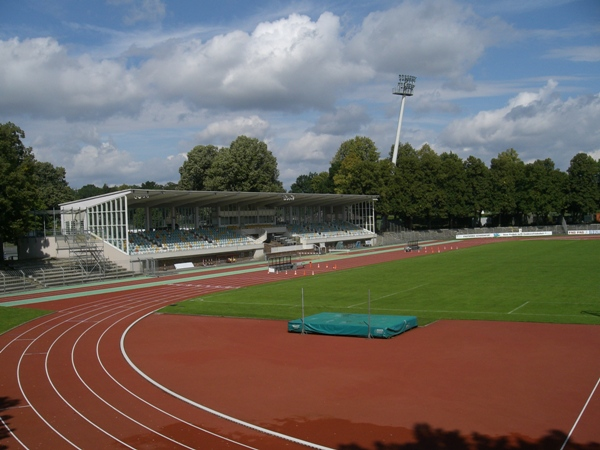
[393,74,416,96]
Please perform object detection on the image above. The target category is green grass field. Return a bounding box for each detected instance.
[0,307,51,334]
[160,239,600,325]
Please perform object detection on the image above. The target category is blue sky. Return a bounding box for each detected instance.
[1,0,599,190]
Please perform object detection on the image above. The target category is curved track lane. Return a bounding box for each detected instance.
[1,269,334,449]
[2,238,598,449]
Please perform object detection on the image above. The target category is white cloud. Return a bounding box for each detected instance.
[545,45,600,62]
[279,132,341,164]
[2,0,597,191]
[438,80,600,168]
[107,0,166,25]
[346,0,509,77]
[310,105,371,135]
[277,131,343,186]
[195,115,270,145]
[68,141,185,187]
[139,12,373,111]
[0,3,510,121]
[0,37,143,120]
[72,141,142,179]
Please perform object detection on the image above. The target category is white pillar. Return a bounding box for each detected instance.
[391,95,407,165]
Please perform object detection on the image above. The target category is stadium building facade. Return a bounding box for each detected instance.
[48,189,377,273]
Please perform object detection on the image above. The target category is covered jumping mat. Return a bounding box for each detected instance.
[288,312,418,338]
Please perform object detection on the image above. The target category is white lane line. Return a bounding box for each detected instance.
[16,305,118,449]
[1,296,128,354]
[94,304,258,449]
[45,301,143,448]
[347,284,429,308]
[508,301,529,314]
[121,311,335,450]
[66,298,197,449]
[559,376,600,450]
[0,415,29,449]
[12,292,153,448]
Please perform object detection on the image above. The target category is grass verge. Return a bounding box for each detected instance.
[160,239,600,325]
[0,307,52,334]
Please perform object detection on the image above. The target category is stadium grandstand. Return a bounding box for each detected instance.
[33,189,379,274]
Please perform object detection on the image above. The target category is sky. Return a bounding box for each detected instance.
[1,0,599,190]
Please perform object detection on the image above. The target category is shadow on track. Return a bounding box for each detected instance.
[338,423,600,450]
[0,396,20,450]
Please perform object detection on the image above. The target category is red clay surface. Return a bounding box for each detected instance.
[128,316,600,449]
[1,238,599,449]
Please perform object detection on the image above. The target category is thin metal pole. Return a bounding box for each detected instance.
[391,95,407,165]
[301,288,305,334]
[367,289,372,339]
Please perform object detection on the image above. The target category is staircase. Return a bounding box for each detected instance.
[61,232,108,280]
[1,233,137,294]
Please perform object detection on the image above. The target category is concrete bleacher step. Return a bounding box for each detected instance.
[1,258,136,293]
[0,276,40,293]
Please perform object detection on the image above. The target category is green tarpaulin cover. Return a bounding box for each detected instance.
[288,312,417,338]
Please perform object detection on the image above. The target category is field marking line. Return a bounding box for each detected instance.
[121,312,334,450]
[347,284,429,308]
[559,375,600,450]
[508,301,529,314]
[90,301,258,449]
[0,416,28,449]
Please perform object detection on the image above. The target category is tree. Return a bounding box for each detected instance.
[34,161,76,210]
[393,143,420,228]
[75,184,115,199]
[290,173,317,193]
[464,156,491,226]
[373,159,398,230]
[331,136,381,195]
[521,159,567,224]
[415,144,442,228]
[178,145,218,190]
[0,122,39,262]
[334,155,381,195]
[162,181,180,190]
[205,136,284,192]
[331,136,380,166]
[140,180,161,190]
[438,152,469,227]
[310,171,334,194]
[567,153,600,223]
[489,149,525,226]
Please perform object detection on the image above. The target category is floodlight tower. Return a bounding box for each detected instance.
[391,74,416,165]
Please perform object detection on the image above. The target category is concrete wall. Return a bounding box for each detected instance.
[18,236,60,260]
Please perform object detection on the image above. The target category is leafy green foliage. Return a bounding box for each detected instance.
[178,145,219,190]
[521,158,568,224]
[179,136,284,192]
[34,161,76,209]
[567,152,600,222]
[331,136,380,194]
[0,122,40,258]
[490,148,525,225]
[161,239,600,326]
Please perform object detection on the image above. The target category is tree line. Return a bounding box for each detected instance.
[291,137,600,230]
[2,121,599,260]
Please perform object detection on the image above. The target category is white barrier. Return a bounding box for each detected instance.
[568,230,600,235]
[456,231,553,239]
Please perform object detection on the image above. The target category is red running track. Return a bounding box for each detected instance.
[1,240,599,449]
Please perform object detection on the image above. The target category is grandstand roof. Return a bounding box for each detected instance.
[60,189,378,210]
